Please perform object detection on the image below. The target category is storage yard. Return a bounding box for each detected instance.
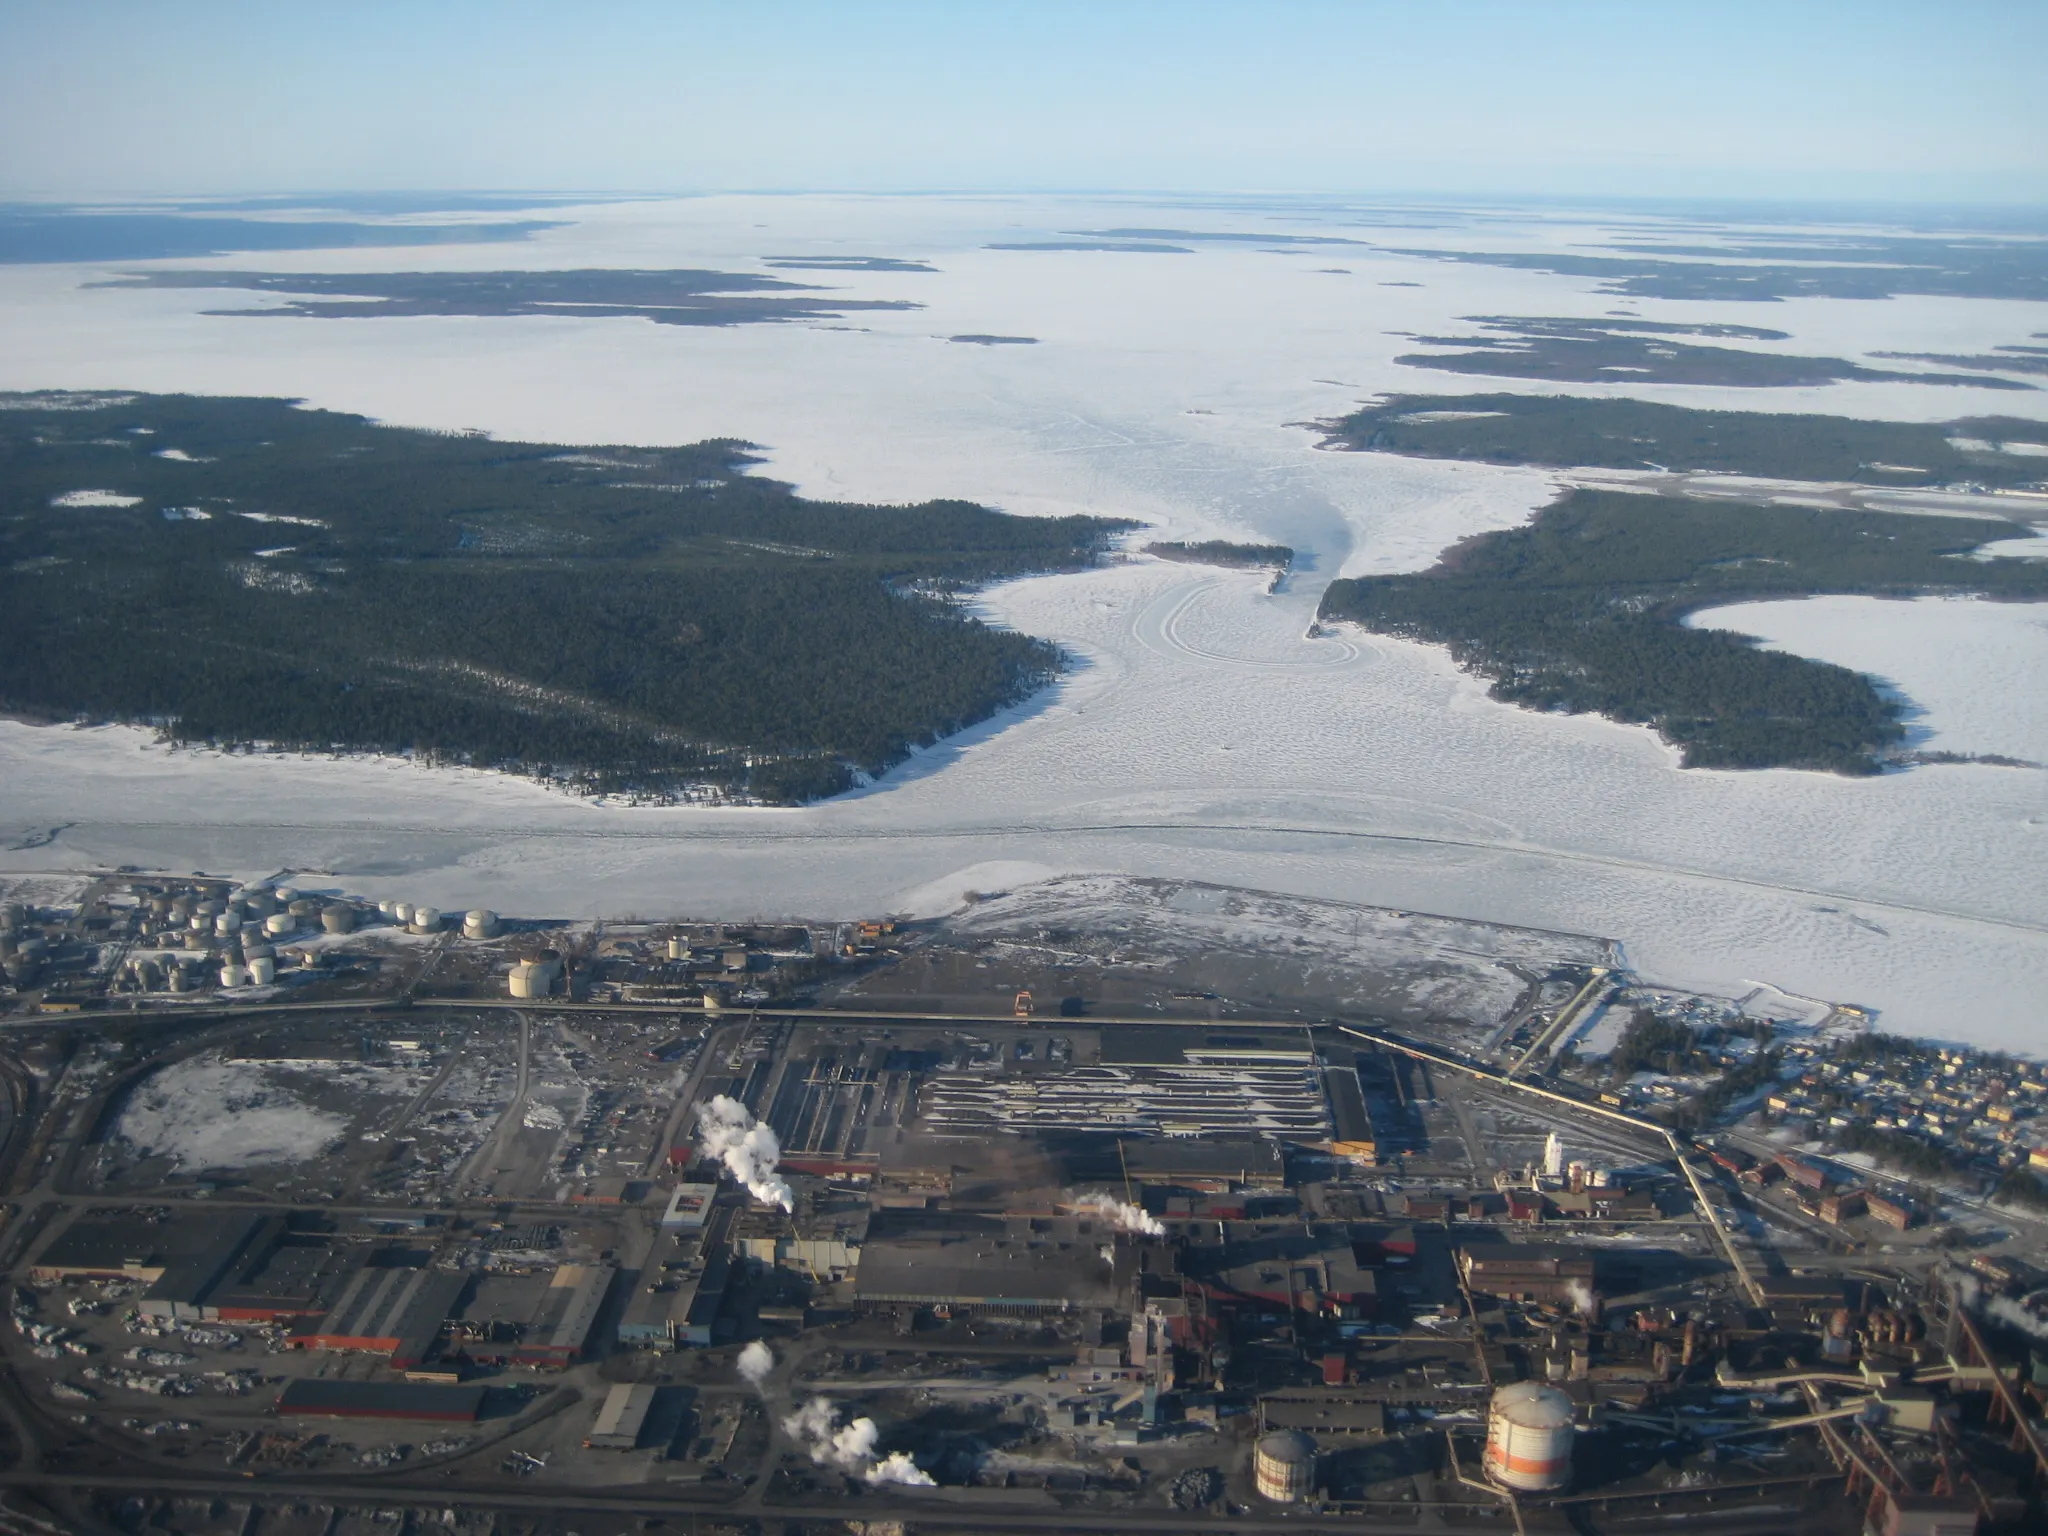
[0,871,2041,1533]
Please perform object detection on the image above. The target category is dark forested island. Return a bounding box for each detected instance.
[1329,393,2048,487]
[1144,540,1294,571]
[1319,490,2048,774]
[1384,231,2048,302]
[1393,315,2029,390]
[94,268,918,328]
[0,393,1130,801]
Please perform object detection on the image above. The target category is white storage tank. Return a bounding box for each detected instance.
[219,962,249,989]
[463,908,499,939]
[1484,1382,1574,1493]
[263,912,293,937]
[378,899,400,919]
[1255,1429,1317,1503]
[273,886,298,906]
[409,905,441,934]
[321,904,356,934]
[247,956,276,985]
[392,901,415,926]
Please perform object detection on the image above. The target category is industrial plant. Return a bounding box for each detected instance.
[0,870,2042,1535]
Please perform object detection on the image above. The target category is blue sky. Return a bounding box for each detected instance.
[3,0,2043,202]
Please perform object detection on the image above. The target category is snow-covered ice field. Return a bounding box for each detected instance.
[2,194,2045,1048]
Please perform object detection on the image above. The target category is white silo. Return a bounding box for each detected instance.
[463,908,499,940]
[263,912,292,937]
[392,901,414,925]
[248,956,276,985]
[1484,1382,1574,1493]
[1254,1430,1318,1503]
[214,913,240,938]
[219,962,249,989]
[409,905,441,934]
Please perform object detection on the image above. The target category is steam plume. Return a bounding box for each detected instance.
[737,1339,775,1388]
[1075,1192,1165,1238]
[696,1094,793,1212]
[782,1396,934,1486]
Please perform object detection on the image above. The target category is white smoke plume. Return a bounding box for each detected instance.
[782,1396,934,1486]
[737,1339,775,1388]
[1565,1279,1598,1318]
[1987,1294,2048,1342]
[1075,1193,1165,1238]
[696,1094,793,1212]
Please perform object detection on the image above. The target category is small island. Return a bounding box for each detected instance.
[1144,539,1294,571]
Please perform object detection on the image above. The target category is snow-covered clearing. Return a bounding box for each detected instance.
[1,194,2044,1048]
[114,1054,350,1169]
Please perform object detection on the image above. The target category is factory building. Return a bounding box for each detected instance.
[1323,1066,1378,1163]
[587,1383,657,1449]
[854,1217,1132,1317]
[660,1183,718,1230]
[515,1263,614,1368]
[1458,1244,1597,1306]
[294,1264,468,1370]
[1181,1222,1378,1321]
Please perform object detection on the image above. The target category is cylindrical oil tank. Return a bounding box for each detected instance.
[1255,1430,1317,1503]
[321,904,356,934]
[378,899,399,919]
[1,903,26,932]
[287,898,318,923]
[263,912,292,937]
[167,964,190,993]
[240,941,274,963]
[214,913,240,938]
[463,908,498,939]
[241,888,277,917]
[170,894,195,921]
[409,905,441,934]
[1485,1383,1574,1493]
[392,901,415,925]
[219,962,249,989]
[667,934,687,961]
[273,886,298,906]
[247,956,276,985]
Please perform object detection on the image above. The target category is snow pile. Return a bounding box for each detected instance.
[782,1397,933,1486]
[1074,1193,1165,1237]
[114,1053,349,1168]
[695,1095,792,1212]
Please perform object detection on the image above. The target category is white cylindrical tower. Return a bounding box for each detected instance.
[463,908,498,939]
[1254,1430,1317,1503]
[1485,1383,1574,1493]
[247,956,277,985]
[409,905,441,934]
[218,962,249,989]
